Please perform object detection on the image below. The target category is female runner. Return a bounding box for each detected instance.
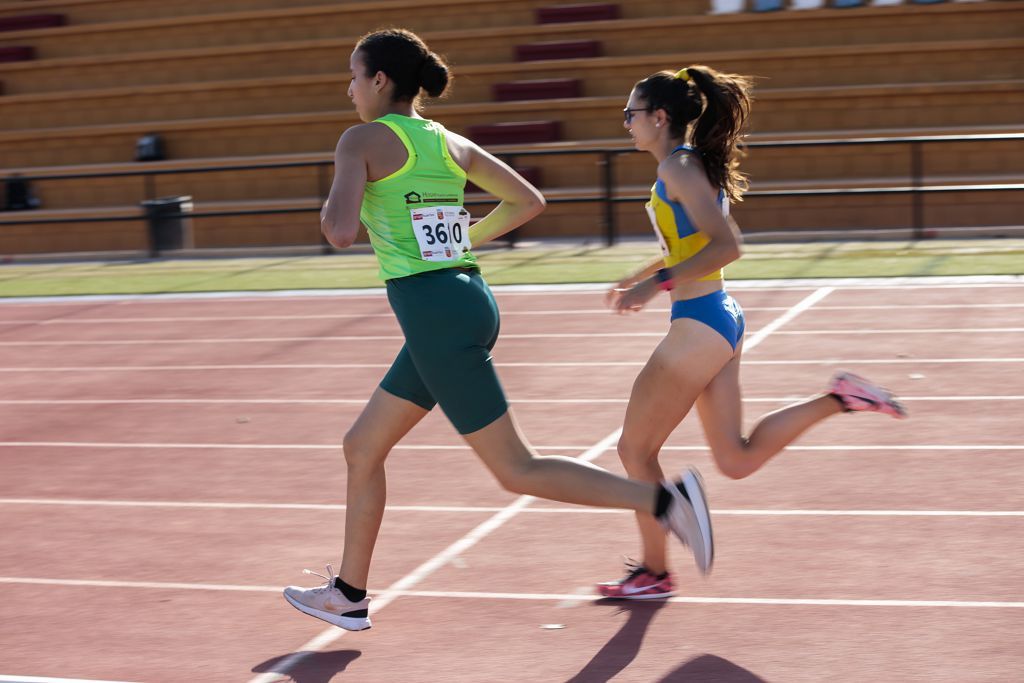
[282,31,716,630]
[597,66,906,600]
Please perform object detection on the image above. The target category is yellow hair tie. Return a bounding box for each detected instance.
[674,68,690,82]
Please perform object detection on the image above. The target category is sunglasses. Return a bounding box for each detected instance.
[623,107,648,125]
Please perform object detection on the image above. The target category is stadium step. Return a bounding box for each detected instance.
[515,39,602,61]
[493,78,583,101]
[0,0,704,62]
[0,0,368,25]
[466,121,563,145]
[1,4,1019,95]
[4,80,1022,167]
[5,40,1019,130]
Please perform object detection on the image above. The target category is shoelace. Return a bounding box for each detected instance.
[302,564,338,593]
[621,557,649,581]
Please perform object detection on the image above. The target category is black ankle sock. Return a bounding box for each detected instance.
[827,392,850,412]
[333,577,367,602]
[653,485,673,518]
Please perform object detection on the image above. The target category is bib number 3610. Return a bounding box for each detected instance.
[410,206,472,262]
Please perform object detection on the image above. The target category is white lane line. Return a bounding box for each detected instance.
[745,358,1024,365]
[1,441,1021,452]
[3,301,1022,324]
[772,328,1024,335]
[1,395,1020,406]
[388,590,1024,609]
[248,286,835,683]
[0,274,1020,306]
[0,578,1018,609]
[663,445,1024,451]
[1,498,1021,517]
[0,310,632,324]
[0,334,647,346]
[0,676,142,683]
[4,327,1023,347]
[0,577,280,592]
[0,358,1020,372]
[0,442,497,451]
[246,427,623,683]
[744,287,833,349]
[813,303,1024,310]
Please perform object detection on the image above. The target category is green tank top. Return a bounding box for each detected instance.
[360,114,478,280]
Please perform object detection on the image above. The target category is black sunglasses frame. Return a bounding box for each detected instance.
[623,107,649,125]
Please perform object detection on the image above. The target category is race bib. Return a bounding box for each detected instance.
[409,205,472,262]
[645,202,670,257]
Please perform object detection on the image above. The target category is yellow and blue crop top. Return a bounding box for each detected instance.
[645,145,728,282]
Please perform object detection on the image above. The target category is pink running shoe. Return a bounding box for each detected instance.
[829,371,907,419]
[597,561,675,599]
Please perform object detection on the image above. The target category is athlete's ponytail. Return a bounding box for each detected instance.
[634,65,753,202]
[356,29,451,103]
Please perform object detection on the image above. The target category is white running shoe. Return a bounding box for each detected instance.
[283,565,371,631]
[658,468,714,575]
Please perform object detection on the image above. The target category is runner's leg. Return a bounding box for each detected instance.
[696,341,842,481]
[615,319,734,574]
[339,374,431,588]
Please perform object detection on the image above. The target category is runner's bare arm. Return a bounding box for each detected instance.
[446,132,546,247]
[321,127,370,248]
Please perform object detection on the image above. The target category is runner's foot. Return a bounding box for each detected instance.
[283,565,371,631]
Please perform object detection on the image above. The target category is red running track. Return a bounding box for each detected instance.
[0,279,1022,682]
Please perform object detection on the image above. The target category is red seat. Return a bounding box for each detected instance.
[0,13,65,32]
[536,3,620,24]
[515,40,602,62]
[467,121,563,145]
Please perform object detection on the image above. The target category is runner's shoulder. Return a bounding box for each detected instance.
[337,123,395,153]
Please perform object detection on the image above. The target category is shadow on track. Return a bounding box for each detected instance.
[659,653,767,682]
[565,599,768,683]
[565,598,668,683]
[251,649,361,683]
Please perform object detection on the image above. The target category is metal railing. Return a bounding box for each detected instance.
[2,133,1021,252]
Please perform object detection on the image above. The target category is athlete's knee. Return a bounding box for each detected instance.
[712,440,754,480]
[616,435,658,475]
[342,428,387,472]
[485,450,546,495]
[490,457,536,495]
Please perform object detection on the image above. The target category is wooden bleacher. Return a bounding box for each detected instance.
[0,0,1021,254]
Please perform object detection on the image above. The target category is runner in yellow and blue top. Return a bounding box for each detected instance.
[597,66,908,600]
[282,29,717,632]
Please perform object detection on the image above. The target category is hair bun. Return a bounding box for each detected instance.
[418,53,450,98]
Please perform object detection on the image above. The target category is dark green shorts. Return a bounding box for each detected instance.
[381,267,508,435]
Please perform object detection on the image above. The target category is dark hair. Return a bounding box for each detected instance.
[355,28,450,103]
[634,65,753,202]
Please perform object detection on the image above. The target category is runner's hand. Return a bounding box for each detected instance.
[605,283,628,310]
[614,278,657,314]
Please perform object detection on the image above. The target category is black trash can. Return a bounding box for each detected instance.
[141,196,192,257]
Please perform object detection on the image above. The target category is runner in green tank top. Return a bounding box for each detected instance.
[360,113,478,279]
[282,28,715,632]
